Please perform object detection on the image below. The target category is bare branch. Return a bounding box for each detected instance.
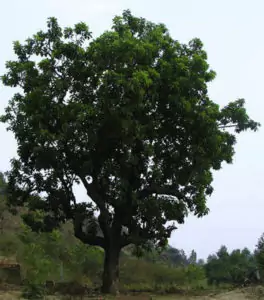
[79,175,106,212]
[217,124,237,129]
[138,184,184,200]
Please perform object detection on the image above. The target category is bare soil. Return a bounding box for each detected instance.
[0,288,264,299]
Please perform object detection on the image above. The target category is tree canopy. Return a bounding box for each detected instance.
[1,10,259,293]
[205,246,258,286]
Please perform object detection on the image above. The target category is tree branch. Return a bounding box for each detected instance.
[217,124,237,129]
[79,175,111,240]
[120,230,153,248]
[79,175,106,212]
[57,172,76,205]
[138,184,184,200]
[73,215,105,249]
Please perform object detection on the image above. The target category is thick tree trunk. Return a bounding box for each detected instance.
[101,245,121,295]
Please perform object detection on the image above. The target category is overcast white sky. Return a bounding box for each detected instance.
[0,0,263,259]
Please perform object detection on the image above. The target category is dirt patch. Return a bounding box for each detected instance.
[0,288,263,299]
[200,288,264,300]
[0,291,21,300]
[209,290,250,299]
[155,289,264,299]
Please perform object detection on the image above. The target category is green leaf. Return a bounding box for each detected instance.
[0,10,260,292]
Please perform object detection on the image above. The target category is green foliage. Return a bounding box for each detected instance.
[1,10,260,293]
[255,233,264,278]
[21,283,46,300]
[127,243,189,268]
[1,10,259,250]
[188,250,197,265]
[185,264,206,284]
[1,210,264,295]
[66,242,104,284]
[17,226,51,299]
[161,247,188,266]
[205,245,257,286]
[0,173,22,257]
[15,224,104,285]
[0,232,20,256]
[17,224,56,284]
[119,256,206,292]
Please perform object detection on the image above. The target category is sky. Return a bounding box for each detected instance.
[0,0,263,259]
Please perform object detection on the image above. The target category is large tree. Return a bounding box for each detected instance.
[1,10,259,293]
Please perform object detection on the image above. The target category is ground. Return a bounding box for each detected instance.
[1,288,264,300]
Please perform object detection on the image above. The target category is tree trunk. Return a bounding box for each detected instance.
[101,245,121,295]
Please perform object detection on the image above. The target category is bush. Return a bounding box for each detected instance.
[21,282,46,299]
[119,255,206,292]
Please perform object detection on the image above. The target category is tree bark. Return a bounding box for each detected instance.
[101,245,121,295]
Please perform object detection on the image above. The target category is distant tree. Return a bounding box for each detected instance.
[185,263,206,284]
[1,10,259,293]
[205,246,257,286]
[217,245,229,260]
[163,247,188,266]
[188,250,197,265]
[197,258,205,266]
[255,233,264,277]
[205,251,230,285]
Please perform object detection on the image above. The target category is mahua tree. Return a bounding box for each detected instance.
[1,10,259,293]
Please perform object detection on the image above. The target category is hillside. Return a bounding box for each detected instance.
[0,192,192,268]
[1,180,264,298]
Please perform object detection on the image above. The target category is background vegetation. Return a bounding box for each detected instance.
[1,179,264,297]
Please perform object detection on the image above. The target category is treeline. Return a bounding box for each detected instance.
[1,215,264,293]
